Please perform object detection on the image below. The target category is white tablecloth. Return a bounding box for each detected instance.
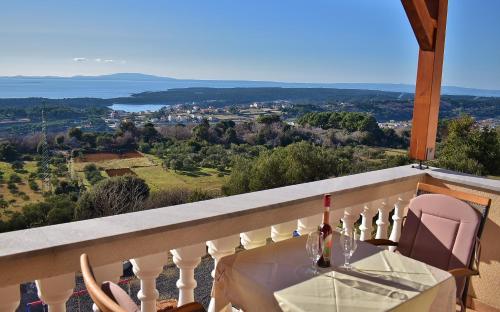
[212,234,456,312]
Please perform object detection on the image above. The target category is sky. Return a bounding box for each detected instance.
[0,0,499,90]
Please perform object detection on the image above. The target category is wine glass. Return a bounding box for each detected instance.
[339,228,357,270]
[305,230,322,276]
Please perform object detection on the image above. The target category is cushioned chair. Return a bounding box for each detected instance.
[367,182,491,312]
[80,254,206,312]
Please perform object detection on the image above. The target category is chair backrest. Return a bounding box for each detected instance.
[398,183,491,299]
[415,182,491,238]
[80,254,138,312]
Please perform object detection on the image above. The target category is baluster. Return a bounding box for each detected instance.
[240,227,269,249]
[92,262,123,312]
[359,202,376,241]
[207,235,240,312]
[330,208,344,231]
[271,220,297,242]
[36,273,75,312]
[297,214,322,235]
[171,243,206,306]
[131,252,168,312]
[0,284,20,311]
[207,235,240,278]
[341,207,359,234]
[389,191,413,251]
[375,198,392,239]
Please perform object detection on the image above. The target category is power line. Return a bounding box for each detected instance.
[39,107,52,193]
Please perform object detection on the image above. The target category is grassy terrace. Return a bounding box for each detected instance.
[72,152,225,192]
[0,161,44,218]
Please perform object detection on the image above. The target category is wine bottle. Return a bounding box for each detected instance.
[317,194,333,268]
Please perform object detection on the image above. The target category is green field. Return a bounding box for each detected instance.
[73,153,226,192]
[382,148,408,156]
[72,156,154,171]
[133,166,224,192]
[0,161,44,218]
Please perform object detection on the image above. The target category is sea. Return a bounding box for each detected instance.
[0,77,175,99]
[108,104,169,113]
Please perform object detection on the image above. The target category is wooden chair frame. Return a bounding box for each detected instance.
[366,182,491,311]
[80,254,206,312]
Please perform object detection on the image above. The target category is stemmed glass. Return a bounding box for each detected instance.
[305,230,323,276]
[339,228,357,270]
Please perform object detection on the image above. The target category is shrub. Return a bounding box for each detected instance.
[29,180,40,191]
[9,174,22,184]
[83,163,104,184]
[144,188,191,209]
[143,188,217,210]
[75,176,150,220]
[7,182,18,193]
[11,160,24,170]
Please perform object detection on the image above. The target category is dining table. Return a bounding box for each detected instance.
[211,232,456,312]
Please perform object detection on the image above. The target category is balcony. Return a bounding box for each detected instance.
[0,165,498,311]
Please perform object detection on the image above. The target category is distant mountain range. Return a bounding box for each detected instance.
[1,73,499,99]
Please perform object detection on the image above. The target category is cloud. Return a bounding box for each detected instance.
[75,58,126,64]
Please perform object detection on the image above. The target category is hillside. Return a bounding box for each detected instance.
[0,87,498,124]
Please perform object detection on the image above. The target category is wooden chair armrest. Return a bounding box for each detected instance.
[171,302,206,312]
[365,239,399,247]
[448,268,479,278]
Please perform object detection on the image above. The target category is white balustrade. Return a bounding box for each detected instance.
[359,202,376,241]
[171,243,206,306]
[207,235,241,312]
[207,235,241,278]
[375,198,392,239]
[341,206,360,234]
[0,284,20,312]
[131,252,169,312]
[0,166,434,311]
[92,262,123,312]
[240,227,269,249]
[389,191,414,251]
[35,273,75,312]
[271,220,297,242]
[330,208,344,231]
[297,214,322,235]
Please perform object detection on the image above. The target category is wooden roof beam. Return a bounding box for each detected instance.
[402,0,438,51]
[407,0,448,161]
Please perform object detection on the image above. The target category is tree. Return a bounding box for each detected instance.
[192,119,210,142]
[142,122,160,143]
[75,176,150,220]
[0,143,18,161]
[29,180,40,192]
[68,127,83,141]
[436,115,500,175]
[118,120,138,135]
[11,160,24,170]
[55,135,65,145]
[257,114,281,125]
[9,174,22,184]
[54,180,81,196]
[83,164,104,184]
[223,128,238,145]
[223,142,350,195]
[82,132,97,147]
[169,159,183,172]
[96,135,114,150]
[22,195,76,227]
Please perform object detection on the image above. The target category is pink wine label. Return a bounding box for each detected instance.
[323,233,333,260]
